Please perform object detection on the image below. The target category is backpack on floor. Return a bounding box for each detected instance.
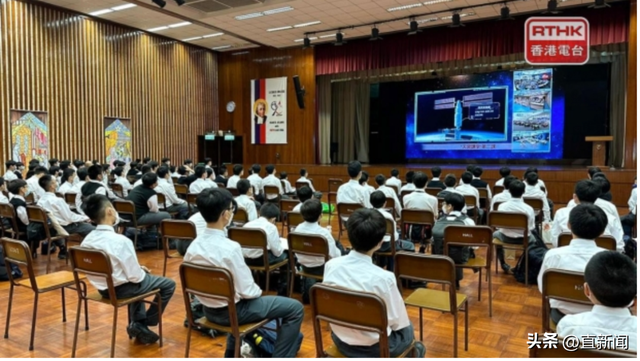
[513,230,548,285]
[244,319,303,358]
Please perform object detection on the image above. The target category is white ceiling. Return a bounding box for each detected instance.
[38,0,606,52]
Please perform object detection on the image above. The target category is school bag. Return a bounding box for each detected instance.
[513,230,548,285]
[244,319,304,358]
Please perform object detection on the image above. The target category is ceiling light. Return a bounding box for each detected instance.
[543,0,561,14]
[294,37,317,42]
[182,36,202,41]
[174,0,186,5]
[408,20,421,35]
[168,22,191,28]
[202,33,223,38]
[267,26,293,32]
[89,9,113,16]
[111,4,136,11]
[450,13,465,27]
[388,3,422,12]
[370,27,383,41]
[147,26,169,32]
[232,51,249,55]
[499,5,514,20]
[334,32,346,46]
[151,0,166,8]
[588,0,610,8]
[410,17,438,24]
[212,45,232,50]
[423,0,452,4]
[235,12,263,20]
[441,12,473,20]
[319,32,343,39]
[294,21,321,28]
[263,6,294,15]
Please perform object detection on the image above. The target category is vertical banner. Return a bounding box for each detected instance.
[251,77,287,144]
[104,117,132,166]
[10,110,49,166]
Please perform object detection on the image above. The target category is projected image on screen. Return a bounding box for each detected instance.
[414,87,508,143]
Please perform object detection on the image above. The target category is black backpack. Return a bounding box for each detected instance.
[513,230,548,285]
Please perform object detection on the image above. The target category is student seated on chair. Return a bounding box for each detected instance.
[322,208,426,358]
[214,165,228,187]
[155,166,189,219]
[235,179,258,222]
[470,166,492,199]
[58,168,78,196]
[0,177,7,204]
[493,180,536,274]
[427,166,445,190]
[374,174,402,218]
[205,168,219,189]
[280,172,296,196]
[4,160,18,182]
[189,165,215,194]
[8,179,29,234]
[557,251,637,352]
[592,174,613,202]
[358,171,375,195]
[294,199,347,303]
[183,188,304,358]
[126,172,172,228]
[495,166,511,187]
[133,165,152,188]
[524,172,551,223]
[80,165,120,210]
[297,168,323,199]
[247,164,263,200]
[551,180,624,252]
[400,171,415,192]
[227,164,244,189]
[437,174,463,200]
[26,166,47,202]
[456,171,482,221]
[73,168,89,214]
[38,174,95,237]
[385,168,402,196]
[538,204,609,325]
[111,167,133,197]
[370,191,415,266]
[81,194,176,345]
[293,186,313,212]
[262,165,287,200]
[337,161,372,208]
[403,171,438,215]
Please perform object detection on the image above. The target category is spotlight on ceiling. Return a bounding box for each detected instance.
[152,0,166,8]
[303,36,311,49]
[174,0,186,5]
[407,20,421,35]
[450,13,465,27]
[499,4,514,20]
[334,32,346,46]
[542,0,561,14]
[370,26,383,41]
[588,0,610,8]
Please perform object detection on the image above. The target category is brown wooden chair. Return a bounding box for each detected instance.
[126,175,137,185]
[64,193,77,210]
[444,225,494,316]
[387,184,399,196]
[478,188,490,221]
[399,209,435,248]
[400,189,414,207]
[287,232,329,297]
[227,187,240,197]
[110,183,124,198]
[171,177,178,185]
[337,203,363,239]
[488,211,531,285]
[309,283,416,358]
[295,181,309,192]
[232,207,249,226]
[26,206,73,274]
[216,182,225,188]
[541,269,591,332]
[492,185,504,196]
[185,193,198,215]
[557,232,617,250]
[160,220,197,276]
[2,238,88,351]
[523,197,544,233]
[113,199,150,249]
[425,187,441,197]
[180,263,272,358]
[327,178,343,222]
[227,227,289,293]
[463,194,480,224]
[55,192,64,199]
[174,183,188,200]
[287,212,304,232]
[395,253,468,357]
[492,200,505,211]
[384,196,400,220]
[0,203,27,242]
[156,193,178,218]
[68,246,163,358]
[279,199,300,236]
[373,218,401,269]
[263,185,281,204]
[529,339,637,357]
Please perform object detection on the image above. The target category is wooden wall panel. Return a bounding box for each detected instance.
[217,47,316,165]
[0,0,218,165]
[624,0,637,169]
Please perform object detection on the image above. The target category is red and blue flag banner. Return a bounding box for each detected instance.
[251,77,287,144]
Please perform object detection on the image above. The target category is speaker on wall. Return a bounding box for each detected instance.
[292,75,305,109]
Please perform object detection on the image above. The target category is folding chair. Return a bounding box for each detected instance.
[186,193,198,215]
[295,181,309,192]
[523,197,544,233]
[395,253,468,357]
[263,185,281,205]
[327,178,343,223]
[25,193,35,205]
[492,185,504,196]
[227,188,240,197]
[336,203,363,239]
[160,220,197,276]
[279,199,300,236]
[69,247,163,358]
[492,201,504,211]
[157,193,178,218]
[400,209,435,251]
[541,269,592,332]
[425,187,441,197]
[65,193,77,211]
[0,203,27,243]
[387,184,399,196]
[113,200,151,249]
[488,211,530,285]
[216,182,225,188]
[287,232,329,297]
[287,212,304,232]
[174,184,188,200]
[557,232,617,250]
[232,208,249,227]
[385,196,400,220]
[463,195,479,224]
[309,283,416,358]
[478,188,490,223]
[26,206,73,274]
[400,190,414,207]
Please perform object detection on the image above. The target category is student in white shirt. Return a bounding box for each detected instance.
[235,179,258,222]
[557,251,637,352]
[227,164,244,189]
[495,166,511,187]
[262,165,286,200]
[80,165,119,206]
[247,164,264,201]
[279,172,296,196]
[57,168,77,195]
[205,168,218,188]
[373,174,402,218]
[539,204,609,324]
[370,191,414,270]
[323,208,426,357]
[156,166,189,219]
[494,180,536,273]
[436,174,465,200]
[456,171,481,216]
[37,174,94,237]
[133,165,152,189]
[400,171,416,192]
[109,167,131,197]
[72,168,89,214]
[621,177,637,238]
[337,161,372,208]
[126,173,171,230]
[189,165,214,194]
[4,160,17,182]
[81,194,176,345]
[183,188,304,357]
[490,175,516,211]
[0,177,7,204]
[551,180,624,251]
[403,171,438,215]
[524,167,548,195]
[358,171,375,194]
[297,168,323,199]
[26,166,48,202]
[524,172,551,222]
[385,168,402,195]
[427,167,446,189]
[587,166,601,179]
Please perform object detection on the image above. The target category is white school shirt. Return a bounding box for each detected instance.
[81,225,146,290]
[262,174,284,199]
[73,181,85,214]
[227,175,242,189]
[629,188,637,215]
[496,198,535,238]
[362,183,375,194]
[297,176,315,192]
[376,208,399,242]
[455,183,480,209]
[551,206,624,252]
[241,217,285,259]
[247,174,262,195]
[235,194,258,222]
[495,178,505,187]
[400,183,416,192]
[188,212,207,236]
[293,221,342,268]
[281,179,295,194]
[37,192,89,226]
[524,184,551,221]
[490,190,511,211]
[292,203,302,213]
[156,178,186,208]
[88,179,118,200]
[114,176,133,197]
[189,178,213,194]
[385,176,402,195]
[568,198,620,222]
[26,175,45,202]
[376,185,402,217]
[472,176,493,199]
[0,192,8,204]
[336,179,372,208]
[11,195,29,225]
[3,170,17,181]
[133,178,143,189]
[537,238,606,315]
[402,189,438,216]
[557,305,637,352]
[323,251,411,346]
[57,181,75,195]
[183,228,262,308]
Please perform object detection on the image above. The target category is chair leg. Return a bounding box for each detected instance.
[163,256,168,277]
[110,307,118,358]
[477,268,482,301]
[464,300,469,351]
[71,294,82,358]
[453,312,458,358]
[157,296,163,348]
[46,243,52,274]
[81,282,89,330]
[234,332,241,358]
[29,293,39,351]
[525,251,529,286]
[265,271,270,294]
[419,308,423,341]
[134,232,138,250]
[184,324,193,358]
[61,287,67,322]
[488,269,493,318]
[4,284,14,339]
[494,246,498,275]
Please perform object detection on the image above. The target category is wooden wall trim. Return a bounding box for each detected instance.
[624,0,637,169]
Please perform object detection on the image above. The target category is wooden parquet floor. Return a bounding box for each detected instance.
[0,213,633,358]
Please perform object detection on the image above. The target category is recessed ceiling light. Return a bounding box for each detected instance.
[408,17,439,24]
[168,22,191,28]
[212,45,232,50]
[319,32,344,39]
[235,6,294,20]
[111,4,136,11]
[202,33,224,38]
[232,51,250,55]
[89,9,113,16]
[387,3,422,12]
[293,21,321,28]
[147,26,169,32]
[267,26,293,32]
[294,37,317,42]
[235,12,263,20]
[263,6,294,15]
[182,36,202,41]
[423,0,452,5]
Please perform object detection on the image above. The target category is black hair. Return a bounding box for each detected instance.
[87,165,102,180]
[259,202,280,219]
[0,177,3,188]
[177,166,187,176]
[156,166,169,179]
[525,171,539,186]
[169,165,176,173]
[251,164,261,174]
[197,188,233,223]
[370,190,387,209]
[569,203,608,240]
[413,171,428,188]
[34,166,48,176]
[279,171,288,180]
[503,175,517,190]
[49,158,59,166]
[299,168,307,177]
[444,174,457,188]
[184,159,193,165]
[405,171,415,184]
[219,165,227,175]
[346,208,386,253]
[347,160,362,179]
[142,172,158,187]
[472,166,483,178]
[574,179,601,203]
[102,164,110,172]
[525,166,538,174]
[592,177,611,195]
[390,168,399,177]
[499,166,511,178]
[195,165,206,178]
[584,251,637,307]
[431,166,441,178]
[77,168,89,182]
[374,174,386,186]
[296,186,313,202]
[130,161,139,170]
[61,168,76,184]
[301,199,322,222]
[204,157,212,165]
[237,179,251,195]
[587,166,602,178]
[83,194,112,223]
[73,159,84,168]
[265,164,275,175]
[161,157,170,163]
[508,179,525,198]
[148,161,159,170]
[233,164,243,176]
[111,167,123,177]
[38,174,54,191]
[140,165,151,175]
[143,157,151,164]
[461,171,473,184]
[8,179,27,195]
[60,161,70,170]
[206,168,213,178]
[5,160,16,169]
[49,166,61,176]
[359,171,369,185]
[444,193,465,211]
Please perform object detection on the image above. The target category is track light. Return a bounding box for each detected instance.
[334,32,346,46]
[588,0,610,8]
[303,36,311,48]
[370,27,383,41]
[542,0,561,14]
[152,0,166,8]
[450,13,465,27]
[499,5,514,20]
[408,20,421,35]
[174,0,186,5]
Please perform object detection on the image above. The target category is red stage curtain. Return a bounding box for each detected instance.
[315,4,629,76]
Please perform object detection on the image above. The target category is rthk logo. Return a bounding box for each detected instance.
[525,17,590,65]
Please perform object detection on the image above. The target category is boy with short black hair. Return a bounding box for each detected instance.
[280,171,296,196]
[262,165,286,199]
[369,191,415,269]
[247,164,263,199]
[235,179,258,222]
[293,186,313,212]
[227,164,244,189]
[26,166,48,202]
[297,168,322,199]
[373,174,402,217]
[427,166,445,189]
[385,168,402,195]
[358,171,375,194]
[214,165,228,186]
[495,167,511,187]
[126,173,171,229]
[337,161,371,208]
[490,175,516,210]
[400,171,415,192]
[524,172,551,222]
[4,160,17,181]
[155,166,189,219]
[189,165,214,194]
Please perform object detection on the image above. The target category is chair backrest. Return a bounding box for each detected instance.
[280,180,286,191]
[64,193,77,207]
[529,341,636,358]
[280,199,299,213]
[160,219,197,240]
[174,183,188,197]
[215,182,225,188]
[492,201,504,211]
[26,206,54,240]
[463,194,477,209]
[488,211,529,238]
[228,227,268,251]
[287,212,304,230]
[156,193,168,208]
[443,225,493,264]
[111,183,124,198]
[492,185,504,196]
[25,192,35,204]
[309,283,391,358]
[295,181,308,191]
[1,238,37,290]
[263,185,279,197]
[557,233,617,251]
[227,187,240,197]
[400,190,414,207]
[288,232,329,262]
[0,203,19,233]
[55,192,64,199]
[328,178,343,193]
[386,218,396,243]
[337,203,363,220]
[523,197,543,213]
[69,246,120,305]
[425,187,441,197]
[478,188,489,206]
[171,177,178,185]
[384,197,397,217]
[387,184,399,195]
[232,208,249,225]
[400,209,435,226]
[541,269,592,331]
[113,199,137,224]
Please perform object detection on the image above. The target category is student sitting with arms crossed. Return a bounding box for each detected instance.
[183,188,304,358]
[322,208,426,358]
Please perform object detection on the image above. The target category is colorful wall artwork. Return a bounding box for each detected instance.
[104,117,132,166]
[10,110,49,166]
